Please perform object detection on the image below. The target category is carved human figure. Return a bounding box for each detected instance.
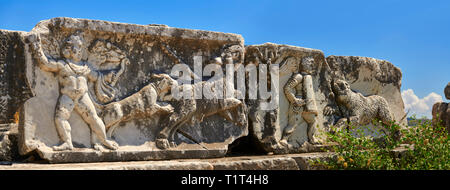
[281,56,319,146]
[27,32,119,151]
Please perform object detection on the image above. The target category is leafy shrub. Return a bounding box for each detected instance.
[314,117,449,170]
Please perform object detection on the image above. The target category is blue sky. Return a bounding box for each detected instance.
[1,0,449,117]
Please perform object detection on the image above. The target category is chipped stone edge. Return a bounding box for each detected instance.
[32,17,244,44]
[326,55,403,87]
[247,42,326,56]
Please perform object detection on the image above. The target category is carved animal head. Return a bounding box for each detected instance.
[151,73,177,94]
[332,79,352,97]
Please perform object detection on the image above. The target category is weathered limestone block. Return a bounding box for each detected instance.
[0,30,33,124]
[431,102,448,127]
[245,43,336,154]
[432,82,450,133]
[327,56,407,131]
[445,82,450,100]
[19,17,247,163]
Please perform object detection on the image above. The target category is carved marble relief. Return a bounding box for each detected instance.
[19,17,247,163]
[244,43,338,154]
[244,43,404,154]
[0,18,407,163]
[27,32,125,151]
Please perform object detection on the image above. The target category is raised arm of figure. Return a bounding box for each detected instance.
[284,73,304,106]
[27,34,62,72]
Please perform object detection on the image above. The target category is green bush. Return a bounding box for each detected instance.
[314,117,449,170]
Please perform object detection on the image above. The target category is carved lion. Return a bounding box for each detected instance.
[332,79,393,128]
[102,73,176,137]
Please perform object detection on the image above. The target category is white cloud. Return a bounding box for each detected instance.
[401,89,443,119]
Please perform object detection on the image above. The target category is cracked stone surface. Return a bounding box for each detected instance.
[0,17,407,163]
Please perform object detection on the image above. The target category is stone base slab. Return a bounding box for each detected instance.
[0,152,335,170]
[28,142,336,164]
[33,143,228,164]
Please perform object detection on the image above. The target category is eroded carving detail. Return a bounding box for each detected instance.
[155,79,248,149]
